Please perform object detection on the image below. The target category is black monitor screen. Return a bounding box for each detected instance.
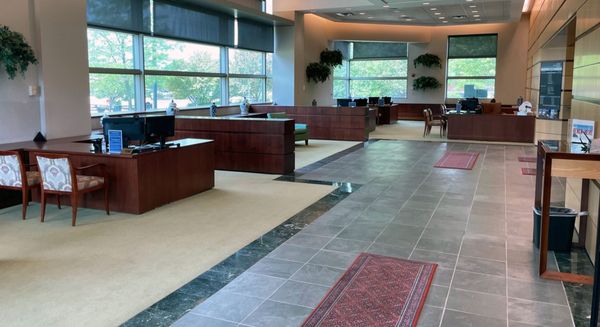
[462,98,480,112]
[145,115,175,142]
[102,117,145,147]
[337,98,351,107]
[383,97,392,104]
[368,97,379,105]
[354,98,368,107]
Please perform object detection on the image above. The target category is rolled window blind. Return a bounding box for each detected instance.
[352,42,407,59]
[237,18,274,52]
[87,0,150,33]
[448,34,497,58]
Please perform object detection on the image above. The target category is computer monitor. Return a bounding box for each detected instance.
[354,98,368,107]
[462,97,480,113]
[337,98,351,107]
[102,117,145,148]
[368,97,380,105]
[383,97,392,104]
[145,115,175,147]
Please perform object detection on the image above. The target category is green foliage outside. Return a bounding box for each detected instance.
[446,58,496,98]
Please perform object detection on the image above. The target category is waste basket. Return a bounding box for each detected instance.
[533,206,577,252]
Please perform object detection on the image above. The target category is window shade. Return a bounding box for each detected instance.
[152,0,235,47]
[352,42,407,59]
[237,19,274,52]
[448,34,497,58]
[333,41,351,59]
[87,0,150,33]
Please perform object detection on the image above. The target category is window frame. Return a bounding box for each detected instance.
[445,34,498,100]
[86,27,272,117]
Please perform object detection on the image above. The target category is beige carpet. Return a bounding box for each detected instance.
[294,140,361,169]
[0,171,334,327]
[370,120,535,146]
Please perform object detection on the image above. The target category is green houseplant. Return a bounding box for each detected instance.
[413,53,441,69]
[413,76,441,91]
[306,62,331,83]
[319,49,343,68]
[0,25,38,79]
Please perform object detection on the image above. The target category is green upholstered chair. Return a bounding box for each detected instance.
[267,112,309,145]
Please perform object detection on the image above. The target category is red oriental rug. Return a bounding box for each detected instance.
[301,253,437,327]
[522,167,537,175]
[434,151,479,170]
[518,156,537,163]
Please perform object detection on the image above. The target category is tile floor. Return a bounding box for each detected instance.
[171,140,578,327]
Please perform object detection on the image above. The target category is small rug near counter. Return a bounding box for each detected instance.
[434,151,479,170]
[518,156,536,163]
[522,167,537,175]
[301,253,437,327]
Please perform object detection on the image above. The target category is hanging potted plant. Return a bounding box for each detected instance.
[413,53,441,69]
[319,49,343,68]
[306,62,331,83]
[413,76,441,91]
[0,25,38,79]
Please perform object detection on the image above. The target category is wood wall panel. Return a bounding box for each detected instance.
[576,0,600,37]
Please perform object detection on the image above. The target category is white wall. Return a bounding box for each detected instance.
[0,0,91,144]
[0,0,41,144]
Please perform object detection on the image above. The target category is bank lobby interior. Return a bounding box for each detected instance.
[2,0,600,326]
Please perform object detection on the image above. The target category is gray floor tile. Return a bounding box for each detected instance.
[441,309,507,327]
[221,273,286,299]
[451,270,506,295]
[308,250,357,269]
[425,284,449,308]
[284,234,332,249]
[366,242,412,258]
[337,222,387,242]
[290,264,345,287]
[508,278,568,305]
[190,291,263,323]
[460,242,506,262]
[376,224,424,248]
[299,223,344,237]
[446,288,507,320]
[416,236,462,254]
[269,280,329,308]
[247,257,304,279]
[432,267,454,287]
[267,244,320,263]
[456,256,506,277]
[417,305,444,327]
[172,314,238,327]
[323,238,371,253]
[241,300,312,327]
[410,249,457,270]
[508,298,573,327]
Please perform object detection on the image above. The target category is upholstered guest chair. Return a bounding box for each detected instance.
[423,108,446,137]
[35,153,109,226]
[267,112,309,145]
[0,151,41,220]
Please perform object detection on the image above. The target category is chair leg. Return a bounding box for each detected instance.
[305,139,308,146]
[40,192,47,223]
[423,124,427,137]
[440,125,443,138]
[104,186,110,215]
[21,190,28,220]
[57,195,61,209]
[71,195,78,227]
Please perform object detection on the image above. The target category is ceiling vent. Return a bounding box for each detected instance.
[452,15,467,19]
[336,12,354,17]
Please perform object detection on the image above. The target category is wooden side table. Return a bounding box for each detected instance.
[535,140,599,284]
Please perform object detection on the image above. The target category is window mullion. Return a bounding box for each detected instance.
[222,47,229,105]
[133,33,145,112]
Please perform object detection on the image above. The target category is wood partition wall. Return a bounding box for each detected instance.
[447,114,535,143]
[175,116,295,174]
[250,105,371,141]
[395,103,442,120]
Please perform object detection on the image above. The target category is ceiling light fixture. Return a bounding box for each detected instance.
[368,16,374,19]
[406,18,413,21]
[469,5,477,8]
[359,12,365,15]
[473,14,480,17]
[430,8,437,10]
[423,2,430,5]
[472,10,478,13]
[383,4,390,7]
[434,12,441,15]
[439,17,445,19]
[442,21,448,23]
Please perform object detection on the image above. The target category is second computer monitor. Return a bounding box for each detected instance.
[145,115,175,147]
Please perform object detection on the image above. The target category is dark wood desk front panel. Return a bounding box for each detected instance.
[376,105,399,125]
[19,138,215,214]
[250,105,370,141]
[175,116,295,174]
[447,114,535,143]
[395,104,442,121]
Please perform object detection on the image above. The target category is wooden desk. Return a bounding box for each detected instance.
[175,116,294,174]
[376,105,399,125]
[447,114,535,143]
[535,140,597,285]
[3,137,215,214]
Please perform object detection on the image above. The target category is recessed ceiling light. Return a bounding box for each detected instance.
[466,0,473,2]
[439,16,445,19]
[472,10,478,13]
[469,5,477,7]
[368,16,374,19]
[423,2,430,5]
[430,8,437,10]
[434,12,441,15]
[401,14,408,17]
[383,4,390,7]
[359,12,365,15]
[473,14,480,17]
[442,21,448,23]
[406,18,413,21]
[475,18,481,21]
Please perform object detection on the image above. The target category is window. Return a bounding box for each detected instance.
[86,28,273,115]
[228,48,269,104]
[87,28,139,115]
[446,34,497,99]
[332,42,408,100]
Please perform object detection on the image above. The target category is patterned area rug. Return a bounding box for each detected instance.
[518,156,537,163]
[301,253,437,327]
[522,167,537,175]
[434,151,479,170]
